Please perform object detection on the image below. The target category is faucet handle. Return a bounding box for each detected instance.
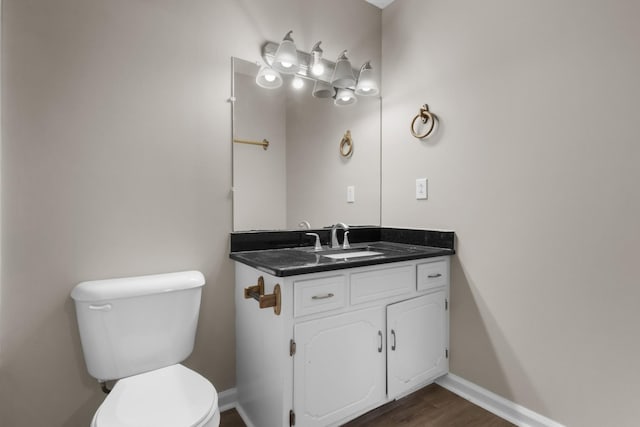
[305,233,322,251]
[343,231,351,249]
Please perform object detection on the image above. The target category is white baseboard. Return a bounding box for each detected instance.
[234,404,256,427]
[217,387,237,412]
[216,389,255,427]
[220,376,565,427]
[436,374,565,427]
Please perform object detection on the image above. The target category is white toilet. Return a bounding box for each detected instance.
[71,270,220,427]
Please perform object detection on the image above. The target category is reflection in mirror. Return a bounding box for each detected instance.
[232,57,381,231]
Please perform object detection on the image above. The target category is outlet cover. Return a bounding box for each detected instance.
[416,178,428,200]
[347,185,355,203]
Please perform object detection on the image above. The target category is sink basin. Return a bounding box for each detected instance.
[322,250,383,260]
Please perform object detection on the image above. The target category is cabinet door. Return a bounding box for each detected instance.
[387,291,448,399]
[294,307,385,427]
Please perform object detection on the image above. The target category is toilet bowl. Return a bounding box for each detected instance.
[71,271,219,427]
[90,364,220,427]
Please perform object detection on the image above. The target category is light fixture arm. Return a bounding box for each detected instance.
[283,30,294,42]
[360,61,372,73]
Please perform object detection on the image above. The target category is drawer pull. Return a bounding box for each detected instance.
[427,273,442,279]
[391,329,397,351]
[378,331,383,353]
[311,293,334,300]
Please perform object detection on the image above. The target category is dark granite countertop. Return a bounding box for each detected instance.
[230,227,455,277]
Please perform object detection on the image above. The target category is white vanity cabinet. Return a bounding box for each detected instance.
[387,291,448,399]
[293,306,386,427]
[234,256,450,427]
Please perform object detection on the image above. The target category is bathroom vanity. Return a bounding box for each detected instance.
[230,227,454,427]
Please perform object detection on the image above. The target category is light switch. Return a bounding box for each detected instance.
[347,186,355,203]
[416,178,428,200]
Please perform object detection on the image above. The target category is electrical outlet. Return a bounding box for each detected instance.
[416,178,428,200]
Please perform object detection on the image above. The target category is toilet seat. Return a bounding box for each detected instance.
[92,364,219,427]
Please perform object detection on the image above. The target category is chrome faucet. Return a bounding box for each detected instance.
[330,222,350,249]
[298,220,311,230]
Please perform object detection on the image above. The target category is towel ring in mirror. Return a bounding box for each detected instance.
[340,130,353,157]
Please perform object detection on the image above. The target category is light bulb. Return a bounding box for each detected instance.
[335,88,357,106]
[256,65,282,89]
[310,41,324,76]
[355,61,379,96]
[272,31,299,74]
[311,63,325,76]
[292,77,304,89]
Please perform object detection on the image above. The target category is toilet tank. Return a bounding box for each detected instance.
[71,270,205,381]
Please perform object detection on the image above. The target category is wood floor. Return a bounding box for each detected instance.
[219,383,514,427]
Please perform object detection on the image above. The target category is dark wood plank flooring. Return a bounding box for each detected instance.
[220,384,514,427]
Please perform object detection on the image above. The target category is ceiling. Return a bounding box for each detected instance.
[365,0,395,9]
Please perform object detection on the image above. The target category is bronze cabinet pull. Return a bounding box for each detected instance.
[311,293,334,300]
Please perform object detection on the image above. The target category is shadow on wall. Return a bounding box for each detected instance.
[449,249,550,417]
[61,297,106,427]
[0,297,104,427]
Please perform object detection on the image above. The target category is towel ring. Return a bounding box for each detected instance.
[410,104,437,139]
[340,130,353,157]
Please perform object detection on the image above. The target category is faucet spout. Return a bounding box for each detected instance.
[330,222,349,249]
[298,220,311,230]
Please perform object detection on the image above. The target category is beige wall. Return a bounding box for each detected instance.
[286,94,381,229]
[381,1,640,426]
[0,1,381,426]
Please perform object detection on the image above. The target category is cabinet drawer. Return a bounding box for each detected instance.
[294,275,347,317]
[417,259,448,291]
[351,264,414,305]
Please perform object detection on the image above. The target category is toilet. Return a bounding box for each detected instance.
[71,270,220,427]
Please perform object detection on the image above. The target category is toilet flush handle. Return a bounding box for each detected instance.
[88,303,112,311]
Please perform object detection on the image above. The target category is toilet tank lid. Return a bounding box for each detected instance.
[71,270,205,302]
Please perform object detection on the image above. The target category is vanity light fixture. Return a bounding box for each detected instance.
[310,42,325,76]
[272,30,299,74]
[331,50,356,89]
[256,34,379,106]
[355,61,379,96]
[255,65,283,89]
[292,76,305,89]
[312,79,336,98]
[334,88,358,106]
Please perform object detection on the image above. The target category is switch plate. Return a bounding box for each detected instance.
[347,186,355,203]
[416,178,428,200]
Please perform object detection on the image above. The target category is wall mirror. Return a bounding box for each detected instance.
[232,57,381,231]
